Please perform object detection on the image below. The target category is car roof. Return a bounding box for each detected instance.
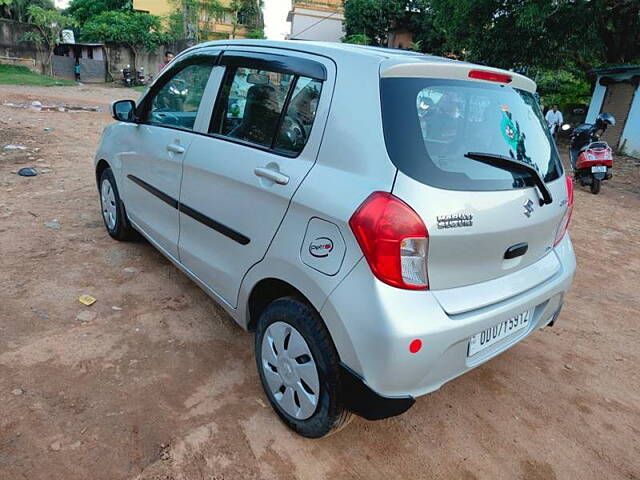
[192,39,460,63]
[190,40,536,92]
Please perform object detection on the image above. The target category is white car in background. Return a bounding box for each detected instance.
[95,40,576,437]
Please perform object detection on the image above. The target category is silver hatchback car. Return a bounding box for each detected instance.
[95,40,576,437]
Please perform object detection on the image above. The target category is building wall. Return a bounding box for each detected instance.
[0,19,44,72]
[587,70,640,158]
[620,87,640,158]
[132,0,173,16]
[133,0,250,39]
[289,6,344,41]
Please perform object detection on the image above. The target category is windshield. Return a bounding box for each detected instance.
[381,78,563,191]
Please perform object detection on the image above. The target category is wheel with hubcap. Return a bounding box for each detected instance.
[99,167,136,240]
[255,297,353,437]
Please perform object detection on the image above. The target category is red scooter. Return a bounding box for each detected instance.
[568,112,616,194]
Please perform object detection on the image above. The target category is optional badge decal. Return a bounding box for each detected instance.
[309,237,334,258]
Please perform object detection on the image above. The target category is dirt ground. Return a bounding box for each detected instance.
[0,84,639,480]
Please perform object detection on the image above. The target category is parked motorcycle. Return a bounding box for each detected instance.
[122,65,133,88]
[136,67,147,86]
[566,112,616,195]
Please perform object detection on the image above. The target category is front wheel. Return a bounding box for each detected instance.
[99,167,136,240]
[590,178,601,194]
[255,297,353,438]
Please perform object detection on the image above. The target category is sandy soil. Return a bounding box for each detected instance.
[0,84,639,480]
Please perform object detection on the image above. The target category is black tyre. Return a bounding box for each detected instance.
[255,297,353,438]
[99,167,136,240]
[590,178,601,194]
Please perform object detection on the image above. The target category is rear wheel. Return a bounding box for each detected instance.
[255,297,353,438]
[590,178,601,194]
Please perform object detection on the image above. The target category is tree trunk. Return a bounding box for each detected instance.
[129,44,138,73]
[47,49,54,77]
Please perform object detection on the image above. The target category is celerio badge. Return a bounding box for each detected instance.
[436,214,473,229]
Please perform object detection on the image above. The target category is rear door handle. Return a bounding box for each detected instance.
[167,143,185,154]
[254,167,289,185]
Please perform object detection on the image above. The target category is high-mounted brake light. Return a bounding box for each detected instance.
[468,69,512,84]
[349,192,429,290]
[554,175,574,246]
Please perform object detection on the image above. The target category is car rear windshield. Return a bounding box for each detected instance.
[380,78,563,191]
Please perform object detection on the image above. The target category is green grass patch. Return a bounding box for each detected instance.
[0,64,75,87]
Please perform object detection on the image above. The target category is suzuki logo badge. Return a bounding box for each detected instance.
[523,199,535,218]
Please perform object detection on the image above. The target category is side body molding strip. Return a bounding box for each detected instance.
[127,174,250,245]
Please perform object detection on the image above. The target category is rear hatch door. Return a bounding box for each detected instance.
[381,64,569,292]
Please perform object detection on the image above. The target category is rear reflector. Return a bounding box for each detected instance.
[409,339,422,354]
[468,69,512,84]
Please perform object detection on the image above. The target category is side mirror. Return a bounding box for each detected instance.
[111,99,137,122]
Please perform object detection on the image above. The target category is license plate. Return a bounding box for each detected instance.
[468,310,532,357]
[592,166,607,173]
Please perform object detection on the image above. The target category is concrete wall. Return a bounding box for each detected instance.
[0,19,44,72]
[587,69,640,158]
[1,19,187,80]
[289,7,344,41]
[105,41,188,82]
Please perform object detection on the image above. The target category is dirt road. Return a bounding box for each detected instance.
[1,84,639,480]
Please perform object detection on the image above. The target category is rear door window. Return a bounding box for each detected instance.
[212,67,295,147]
[210,65,322,154]
[273,77,323,155]
[382,78,562,191]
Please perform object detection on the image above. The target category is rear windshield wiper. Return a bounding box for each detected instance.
[464,152,553,206]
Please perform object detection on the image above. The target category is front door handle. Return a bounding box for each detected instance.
[254,167,289,185]
[167,143,185,154]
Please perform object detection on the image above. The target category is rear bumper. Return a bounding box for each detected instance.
[321,235,576,416]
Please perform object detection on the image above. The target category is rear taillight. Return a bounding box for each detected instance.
[349,192,429,290]
[468,69,512,84]
[554,175,574,246]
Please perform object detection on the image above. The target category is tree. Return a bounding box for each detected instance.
[428,0,640,69]
[229,0,263,39]
[66,0,131,25]
[536,67,592,112]
[344,0,640,69]
[343,0,409,46]
[81,10,166,70]
[0,0,55,23]
[587,0,640,64]
[21,5,74,76]
[344,33,371,45]
[167,0,225,44]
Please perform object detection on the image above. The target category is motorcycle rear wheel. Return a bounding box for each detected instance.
[590,178,601,194]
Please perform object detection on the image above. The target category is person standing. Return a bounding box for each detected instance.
[158,51,175,73]
[545,104,564,141]
[74,60,81,82]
